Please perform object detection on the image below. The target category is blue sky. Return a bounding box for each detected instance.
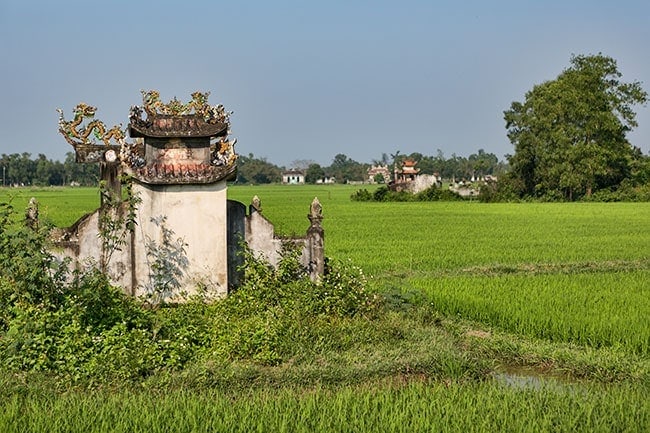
[1,0,648,167]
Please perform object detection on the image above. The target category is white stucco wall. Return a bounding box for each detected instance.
[132,181,229,299]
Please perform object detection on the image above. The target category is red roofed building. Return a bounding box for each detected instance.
[394,159,420,183]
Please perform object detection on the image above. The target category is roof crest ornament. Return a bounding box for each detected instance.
[57,90,238,183]
[133,90,233,124]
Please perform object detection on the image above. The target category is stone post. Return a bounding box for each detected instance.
[306,197,324,281]
[25,197,39,230]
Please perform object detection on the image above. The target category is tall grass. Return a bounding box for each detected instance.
[1,382,647,433]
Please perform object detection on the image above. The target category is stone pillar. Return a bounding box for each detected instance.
[306,197,324,281]
[25,197,39,230]
[99,161,122,206]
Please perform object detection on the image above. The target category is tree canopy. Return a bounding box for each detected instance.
[235,153,282,184]
[1,152,98,187]
[504,54,648,200]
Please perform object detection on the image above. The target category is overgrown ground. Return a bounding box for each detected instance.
[0,185,649,432]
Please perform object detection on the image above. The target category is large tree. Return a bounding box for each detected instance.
[305,163,326,184]
[504,54,647,200]
[235,153,281,184]
[326,153,367,183]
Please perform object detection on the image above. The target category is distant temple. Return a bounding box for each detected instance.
[367,165,391,183]
[390,159,440,193]
[393,159,420,183]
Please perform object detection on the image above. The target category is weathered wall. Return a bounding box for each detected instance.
[132,180,229,298]
[245,209,284,267]
[52,191,325,300]
[243,197,324,281]
[405,174,439,193]
[52,207,134,291]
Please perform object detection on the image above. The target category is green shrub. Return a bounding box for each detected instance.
[0,200,384,381]
[373,186,390,201]
[0,202,67,310]
[351,185,462,202]
[350,188,373,201]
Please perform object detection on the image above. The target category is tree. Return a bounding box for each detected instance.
[326,153,367,183]
[63,152,99,186]
[504,54,648,200]
[305,163,325,184]
[289,159,315,171]
[235,153,281,184]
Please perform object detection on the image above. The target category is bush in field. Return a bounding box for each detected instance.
[351,185,462,202]
[0,203,67,313]
[415,185,463,201]
[0,202,156,379]
[584,181,650,202]
[201,244,383,365]
[350,188,373,201]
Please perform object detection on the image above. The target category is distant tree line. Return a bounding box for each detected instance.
[8,56,650,205]
[234,149,508,185]
[0,149,506,188]
[0,152,98,187]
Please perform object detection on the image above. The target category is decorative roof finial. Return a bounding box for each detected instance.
[308,197,323,227]
[251,195,261,213]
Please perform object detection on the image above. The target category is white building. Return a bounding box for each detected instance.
[282,170,305,184]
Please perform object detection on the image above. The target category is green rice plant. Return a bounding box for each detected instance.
[1,381,647,433]
[411,270,650,355]
[0,187,99,227]
[326,201,650,277]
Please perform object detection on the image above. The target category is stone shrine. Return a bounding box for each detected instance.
[55,90,324,300]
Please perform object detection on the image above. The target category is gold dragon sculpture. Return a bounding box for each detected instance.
[57,103,126,147]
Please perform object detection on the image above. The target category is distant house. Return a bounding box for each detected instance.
[315,176,336,184]
[367,165,391,183]
[282,170,305,184]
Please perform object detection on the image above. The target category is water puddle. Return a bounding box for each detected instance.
[492,365,576,390]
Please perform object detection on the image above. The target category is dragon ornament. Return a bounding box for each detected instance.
[57,103,126,147]
[211,138,238,166]
[140,89,188,116]
[58,90,237,182]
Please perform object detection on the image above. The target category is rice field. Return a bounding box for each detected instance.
[2,184,649,354]
[2,382,648,433]
[411,271,650,355]
[1,184,649,430]
[3,184,649,352]
[0,186,99,227]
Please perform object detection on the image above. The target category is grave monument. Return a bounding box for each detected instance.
[55,90,324,300]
